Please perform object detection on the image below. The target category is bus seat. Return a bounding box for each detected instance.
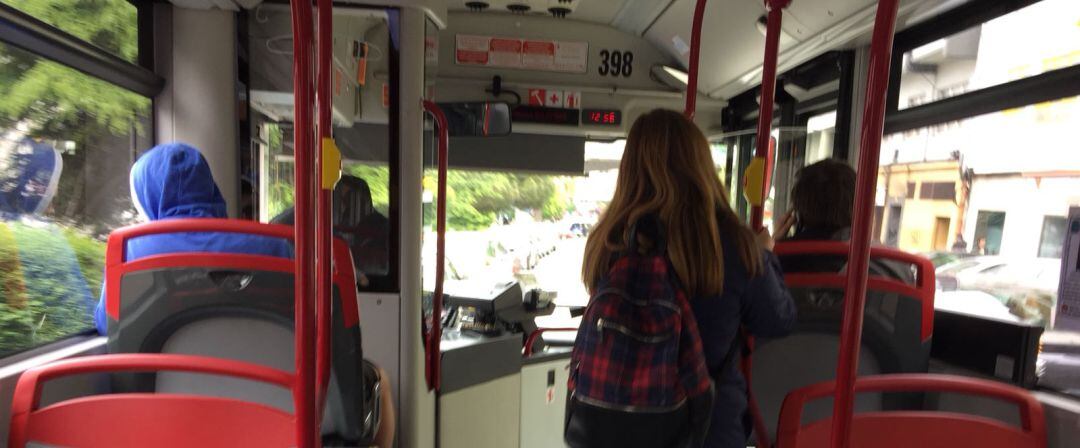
[9,354,296,448]
[752,241,936,440]
[775,374,1046,448]
[102,219,377,445]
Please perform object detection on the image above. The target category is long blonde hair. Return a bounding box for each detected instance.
[582,109,761,298]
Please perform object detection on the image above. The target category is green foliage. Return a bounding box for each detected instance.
[346,164,391,215]
[3,0,138,62]
[271,161,574,232]
[0,221,96,356]
[62,226,106,294]
[423,170,571,230]
[541,182,570,221]
[0,0,147,139]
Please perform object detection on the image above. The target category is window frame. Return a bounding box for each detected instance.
[0,1,162,97]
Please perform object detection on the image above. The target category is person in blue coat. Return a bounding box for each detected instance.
[93,142,292,334]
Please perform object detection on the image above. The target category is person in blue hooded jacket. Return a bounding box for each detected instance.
[92,142,397,447]
[93,143,292,334]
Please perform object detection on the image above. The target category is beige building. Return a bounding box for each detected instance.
[875,160,965,253]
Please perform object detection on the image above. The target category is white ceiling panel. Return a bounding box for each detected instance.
[646,0,953,100]
[447,0,628,23]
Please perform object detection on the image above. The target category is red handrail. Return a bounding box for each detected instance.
[523,328,577,357]
[289,0,317,445]
[751,0,790,231]
[830,0,902,446]
[684,0,707,118]
[684,2,788,447]
[423,100,449,392]
[315,0,335,427]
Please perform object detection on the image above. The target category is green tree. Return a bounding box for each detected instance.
[0,0,145,139]
[0,1,147,230]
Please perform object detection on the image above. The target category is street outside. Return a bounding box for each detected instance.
[528,237,587,330]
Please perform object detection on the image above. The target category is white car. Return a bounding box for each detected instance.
[936,256,1061,324]
[936,256,1061,298]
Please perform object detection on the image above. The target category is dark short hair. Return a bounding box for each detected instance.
[790,159,856,232]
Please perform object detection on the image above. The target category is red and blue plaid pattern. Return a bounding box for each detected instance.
[570,250,712,410]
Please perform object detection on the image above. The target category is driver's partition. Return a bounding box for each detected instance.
[752,241,936,440]
[102,219,378,445]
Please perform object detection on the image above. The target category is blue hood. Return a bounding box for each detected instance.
[131,143,227,220]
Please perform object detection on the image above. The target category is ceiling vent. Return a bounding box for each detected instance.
[464,1,490,12]
[548,0,572,18]
[506,3,531,14]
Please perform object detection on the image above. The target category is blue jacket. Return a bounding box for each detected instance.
[94,143,292,334]
[690,236,796,448]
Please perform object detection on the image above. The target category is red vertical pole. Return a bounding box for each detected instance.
[288,0,316,446]
[314,0,334,424]
[829,0,901,447]
[751,0,789,231]
[422,101,448,392]
[683,0,707,118]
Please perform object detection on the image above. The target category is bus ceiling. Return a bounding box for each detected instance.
[233,0,956,136]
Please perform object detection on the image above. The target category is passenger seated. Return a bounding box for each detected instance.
[272,175,390,290]
[93,142,395,447]
[93,142,292,334]
[777,159,913,282]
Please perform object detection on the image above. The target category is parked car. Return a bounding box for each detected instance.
[922,251,972,268]
[936,256,1060,298]
[935,290,1021,323]
[559,221,590,239]
[936,256,1061,324]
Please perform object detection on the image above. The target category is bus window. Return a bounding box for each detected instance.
[0,40,152,356]
[881,0,1079,331]
[880,93,1080,329]
[423,137,737,330]
[897,0,1079,110]
[1,0,139,63]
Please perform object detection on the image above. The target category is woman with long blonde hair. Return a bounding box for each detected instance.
[582,109,795,447]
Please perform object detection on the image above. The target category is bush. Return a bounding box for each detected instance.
[0,221,98,356]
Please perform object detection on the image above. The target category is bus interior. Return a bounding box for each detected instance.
[0,0,1078,446]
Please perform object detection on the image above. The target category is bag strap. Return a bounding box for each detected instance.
[715,328,744,379]
[712,328,771,448]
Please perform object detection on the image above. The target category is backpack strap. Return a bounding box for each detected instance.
[626,215,666,255]
[710,328,771,448]
[714,328,745,379]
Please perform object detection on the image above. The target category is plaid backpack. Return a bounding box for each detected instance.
[566,219,715,448]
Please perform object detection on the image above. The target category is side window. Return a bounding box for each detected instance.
[883,0,1078,334]
[0,21,151,354]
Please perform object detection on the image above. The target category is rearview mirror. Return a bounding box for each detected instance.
[437,102,512,137]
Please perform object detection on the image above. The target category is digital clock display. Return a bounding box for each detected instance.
[584,109,622,126]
